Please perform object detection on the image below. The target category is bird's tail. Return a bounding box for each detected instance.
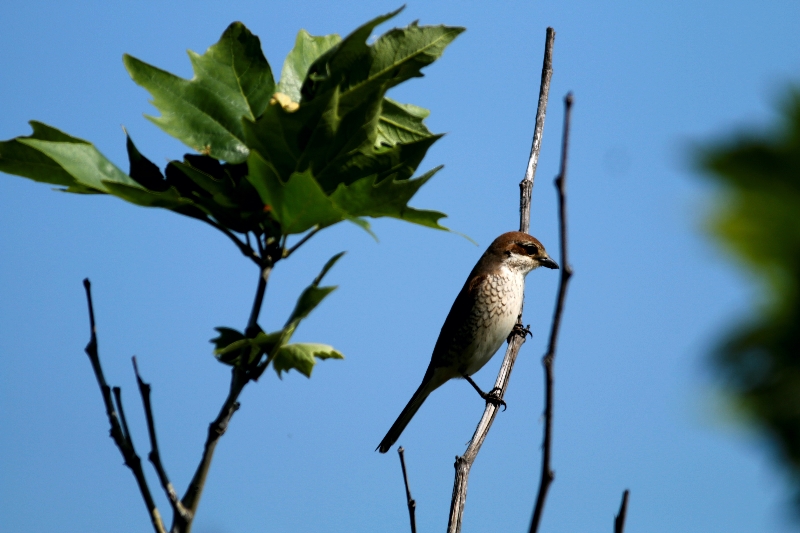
[377,367,446,453]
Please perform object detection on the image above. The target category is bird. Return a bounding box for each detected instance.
[377,231,558,453]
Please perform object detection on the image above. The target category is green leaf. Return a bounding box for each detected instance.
[331,166,448,229]
[18,138,139,194]
[377,98,433,146]
[282,252,345,336]
[272,343,344,378]
[276,30,342,104]
[124,22,275,164]
[211,327,283,367]
[301,7,404,102]
[247,153,344,234]
[0,121,87,188]
[304,9,464,114]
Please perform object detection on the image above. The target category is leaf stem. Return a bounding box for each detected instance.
[284,226,320,259]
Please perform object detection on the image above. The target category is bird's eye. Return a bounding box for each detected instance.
[522,244,539,255]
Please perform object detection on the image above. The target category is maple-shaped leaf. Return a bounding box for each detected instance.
[124,22,275,164]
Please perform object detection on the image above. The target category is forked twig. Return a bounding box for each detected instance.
[446,27,556,533]
[528,92,575,533]
[82,279,167,533]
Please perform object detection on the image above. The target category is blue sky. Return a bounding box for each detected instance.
[2,1,800,532]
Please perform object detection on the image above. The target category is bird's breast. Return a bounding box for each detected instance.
[460,269,524,375]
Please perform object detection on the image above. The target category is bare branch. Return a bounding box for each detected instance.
[447,27,556,533]
[520,27,556,234]
[614,490,630,533]
[177,258,275,528]
[179,370,245,520]
[132,357,193,525]
[397,447,417,533]
[528,92,575,533]
[81,279,167,533]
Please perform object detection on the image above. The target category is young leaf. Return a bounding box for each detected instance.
[282,252,345,336]
[276,30,342,104]
[272,343,344,378]
[124,22,275,164]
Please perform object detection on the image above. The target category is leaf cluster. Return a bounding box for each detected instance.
[211,253,345,378]
[0,7,462,239]
[699,89,800,502]
[0,8,463,379]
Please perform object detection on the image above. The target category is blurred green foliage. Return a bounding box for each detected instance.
[700,89,800,500]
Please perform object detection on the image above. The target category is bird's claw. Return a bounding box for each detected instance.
[508,323,532,342]
[482,387,507,411]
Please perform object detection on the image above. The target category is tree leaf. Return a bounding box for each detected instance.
[276,30,342,104]
[301,7,404,103]
[0,121,87,188]
[303,10,464,115]
[272,343,344,378]
[282,252,345,338]
[124,22,275,164]
[18,138,138,193]
[377,98,433,146]
[247,153,344,234]
[330,166,448,229]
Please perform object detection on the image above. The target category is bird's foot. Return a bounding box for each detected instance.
[463,375,508,411]
[508,323,532,342]
[481,387,507,411]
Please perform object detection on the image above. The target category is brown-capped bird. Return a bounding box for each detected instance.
[377,231,558,453]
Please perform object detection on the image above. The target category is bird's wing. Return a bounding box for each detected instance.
[429,273,488,371]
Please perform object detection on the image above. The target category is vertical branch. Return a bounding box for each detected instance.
[177,257,275,531]
[82,279,167,533]
[528,93,575,533]
[397,447,417,533]
[520,27,556,234]
[614,490,630,533]
[132,357,193,526]
[446,27,556,533]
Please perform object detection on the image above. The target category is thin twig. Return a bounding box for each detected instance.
[528,92,575,533]
[133,357,193,525]
[284,226,320,259]
[614,490,630,533]
[202,218,260,265]
[397,447,417,533]
[446,27,556,533]
[82,279,167,533]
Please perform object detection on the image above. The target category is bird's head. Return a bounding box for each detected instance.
[486,231,559,274]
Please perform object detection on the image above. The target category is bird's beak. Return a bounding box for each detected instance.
[539,255,559,269]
